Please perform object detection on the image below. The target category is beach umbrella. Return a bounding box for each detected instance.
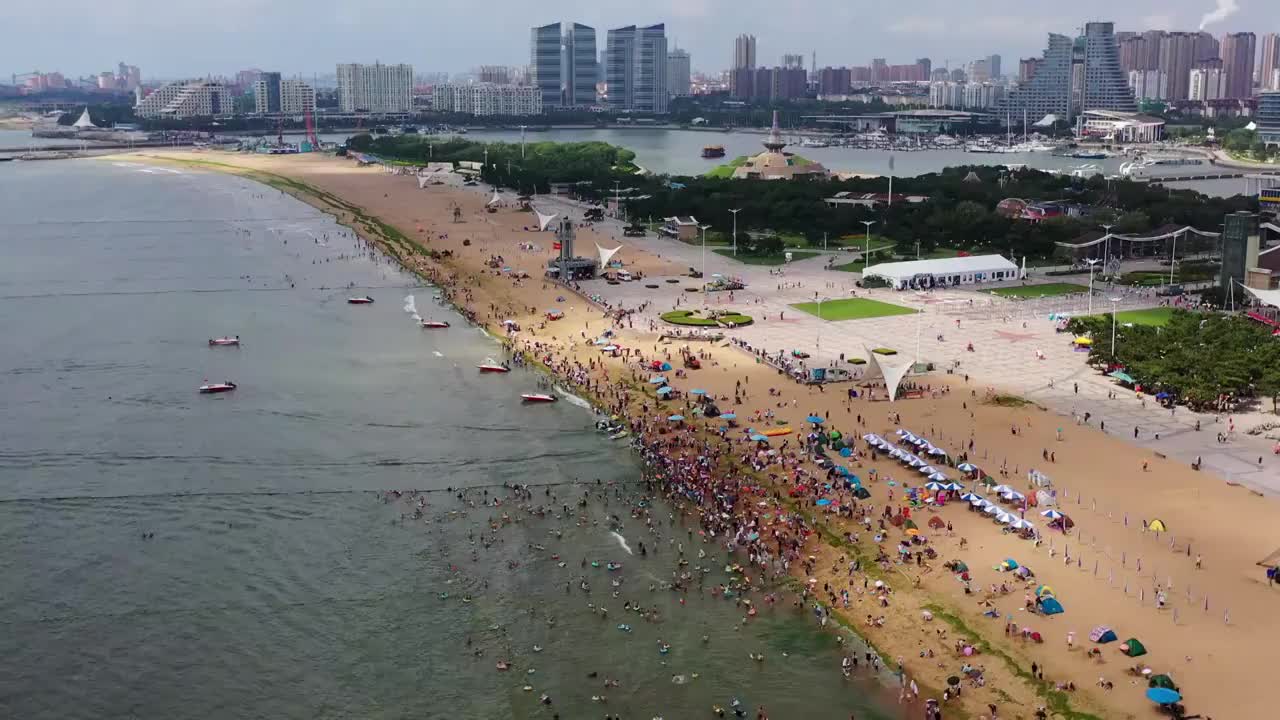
[690,388,707,395]
[1145,688,1181,705]
[895,429,912,437]
[1041,509,1065,520]
[720,413,736,420]
[928,446,948,455]
[839,447,852,457]
[1002,490,1026,501]
[908,458,925,468]
[992,484,1012,494]
[918,465,937,475]
[929,472,949,482]
[660,362,672,371]
[961,493,982,502]
[984,504,1002,515]
[649,376,667,384]
[816,498,832,506]
[656,386,674,396]
[668,415,685,422]
[600,345,620,352]
[957,462,978,472]
[996,511,1015,524]
[925,481,945,491]
[945,482,964,491]
[807,415,825,424]
[1010,518,1034,531]
[750,434,769,442]
[862,433,879,441]
[946,676,960,686]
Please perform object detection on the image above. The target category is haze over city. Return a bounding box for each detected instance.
[0,0,1270,76]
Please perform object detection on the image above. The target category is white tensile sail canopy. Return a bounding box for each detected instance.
[534,209,558,232]
[72,107,95,129]
[596,243,622,267]
[861,345,914,402]
[487,190,501,207]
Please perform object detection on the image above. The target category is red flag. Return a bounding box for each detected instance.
[553,242,562,250]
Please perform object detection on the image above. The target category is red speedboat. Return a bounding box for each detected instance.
[348,296,374,304]
[421,320,450,329]
[521,393,556,403]
[477,359,511,373]
[199,381,237,394]
[208,336,241,347]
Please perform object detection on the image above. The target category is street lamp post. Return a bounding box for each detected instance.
[1110,297,1121,358]
[699,224,711,305]
[729,208,741,256]
[1085,258,1101,315]
[1101,224,1114,278]
[1170,229,1181,286]
[860,220,876,270]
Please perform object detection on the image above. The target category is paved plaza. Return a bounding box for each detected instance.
[532,194,1280,496]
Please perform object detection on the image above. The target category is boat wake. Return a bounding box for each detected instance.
[554,388,592,410]
[432,351,444,357]
[610,531,634,555]
[403,294,421,322]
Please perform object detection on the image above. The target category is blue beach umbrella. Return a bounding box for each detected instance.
[656,386,674,395]
[649,376,667,384]
[750,434,769,442]
[836,466,851,476]
[928,446,948,456]
[929,472,949,481]
[918,465,937,475]
[839,447,852,457]
[862,433,879,441]
[668,415,685,422]
[1145,688,1181,705]
[957,462,979,472]
[720,413,736,420]
[690,388,707,395]
[807,415,825,424]
[945,482,964,491]
[1041,509,1065,520]
[816,498,832,506]
[961,492,982,502]
[925,481,945,491]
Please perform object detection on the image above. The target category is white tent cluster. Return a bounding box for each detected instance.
[596,243,622,267]
[860,345,913,401]
[533,209,558,232]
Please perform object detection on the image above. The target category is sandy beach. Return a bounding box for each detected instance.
[107,149,1279,720]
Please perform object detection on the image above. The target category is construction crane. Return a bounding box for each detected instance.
[304,108,320,149]
[276,117,285,146]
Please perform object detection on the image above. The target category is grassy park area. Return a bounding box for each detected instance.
[987,283,1089,299]
[1084,307,1176,327]
[713,249,818,265]
[791,297,916,321]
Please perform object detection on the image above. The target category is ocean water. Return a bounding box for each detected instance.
[0,159,898,719]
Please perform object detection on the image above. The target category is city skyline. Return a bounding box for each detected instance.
[2,1,1275,79]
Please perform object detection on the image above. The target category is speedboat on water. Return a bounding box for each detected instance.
[421,320,450,329]
[521,393,556,403]
[199,381,237,394]
[477,358,511,372]
[348,296,374,304]
[208,336,241,346]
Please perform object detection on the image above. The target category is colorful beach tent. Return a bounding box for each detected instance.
[853,487,871,499]
[656,386,674,395]
[1039,597,1064,615]
[1035,585,1054,597]
[1147,519,1167,532]
[928,515,946,529]
[1122,638,1147,657]
[1089,626,1118,644]
[1148,674,1178,691]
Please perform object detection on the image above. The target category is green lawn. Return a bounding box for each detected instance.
[1083,307,1176,327]
[1118,269,1217,287]
[791,297,916,321]
[987,283,1089,299]
[713,248,818,265]
[703,155,749,179]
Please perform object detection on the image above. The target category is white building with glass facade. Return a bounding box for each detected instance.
[136,80,228,118]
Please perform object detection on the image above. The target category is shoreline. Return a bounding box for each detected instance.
[97,150,1279,720]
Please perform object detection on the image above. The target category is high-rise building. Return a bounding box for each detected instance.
[1258,91,1280,145]
[666,48,691,97]
[1189,67,1227,101]
[1262,34,1280,92]
[336,63,413,113]
[432,83,542,116]
[818,67,852,95]
[782,54,805,70]
[733,34,757,70]
[1158,32,1218,100]
[96,72,115,90]
[135,81,227,118]
[1128,70,1168,101]
[871,58,887,82]
[1019,57,1043,83]
[254,72,283,113]
[1079,22,1136,113]
[606,24,668,113]
[478,65,511,84]
[916,58,932,80]
[281,79,316,114]
[530,23,564,108]
[968,55,1001,82]
[1220,32,1256,98]
[988,55,1002,80]
[1003,34,1075,121]
[116,62,141,91]
[564,23,598,107]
